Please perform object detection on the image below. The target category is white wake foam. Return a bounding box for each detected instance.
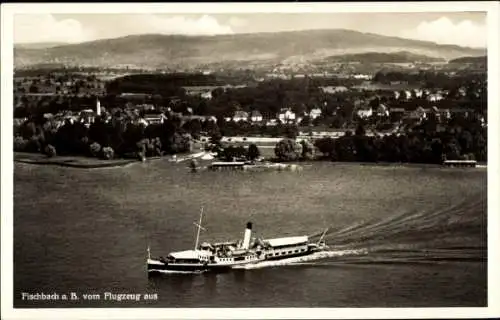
[233,249,368,270]
[149,269,207,275]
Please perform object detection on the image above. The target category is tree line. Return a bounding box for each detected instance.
[13,116,201,160]
[272,116,487,163]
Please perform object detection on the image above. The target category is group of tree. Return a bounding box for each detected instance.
[218,121,301,138]
[311,117,486,164]
[373,70,486,91]
[214,144,261,162]
[274,139,316,162]
[13,116,195,160]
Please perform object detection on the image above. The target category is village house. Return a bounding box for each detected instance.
[79,109,96,127]
[295,114,304,125]
[135,118,149,126]
[309,108,322,120]
[250,110,263,123]
[439,108,451,121]
[182,115,217,124]
[320,86,348,94]
[376,104,389,117]
[427,106,450,122]
[50,117,67,130]
[277,108,297,124]
[458,87,467,97]
[356,107,373,119]
[188,115,217,123]
[353,74,372,80]
[427,93,444,102]
[480,115,486,127]
[143,113,167,125]
[232,110,249,122]
[201,91,212,100]
[120,93,152,101]
[265,119,279,127]
[404,90,412,100]
[136,104,156,112]
[390,81,406,85]
[43,113,54,120]
[183,86,216,100]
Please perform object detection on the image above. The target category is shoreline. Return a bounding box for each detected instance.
[14,153,138,169]
[14,152,487,170]
[13,151,212,169]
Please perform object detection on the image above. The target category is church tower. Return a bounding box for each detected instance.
[96,98,101,116]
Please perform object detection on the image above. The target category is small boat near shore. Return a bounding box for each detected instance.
[443,159,477,168]
[207,161,301,172]
[147,208,329,275]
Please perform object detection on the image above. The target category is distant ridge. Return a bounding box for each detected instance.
[15,42,68,50]
[14,29,485,69]
[448,56,487,64]
[323,51,445,63]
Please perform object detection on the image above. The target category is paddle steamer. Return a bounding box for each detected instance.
[147,208,329,274]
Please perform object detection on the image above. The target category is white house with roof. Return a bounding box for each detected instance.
[356,107,373,119]
[232,110,249,122]
[250,110,263,122]
[428,106,450,122]
[427,93,444,102]
[376,104,389,117]
[320,86,348,94]
[309,108,322,120]
[278,109,296,124]
[480,115,486,127]
[458,87,467,97]
[79,109,96,125]
[353,74,372,80]
[404,90,412,100]
[266,119,279,126]
[143,113,167,125]
[407,106,427,121]
[201,91,212,100]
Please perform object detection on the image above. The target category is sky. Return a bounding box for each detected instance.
[13,12,487,48]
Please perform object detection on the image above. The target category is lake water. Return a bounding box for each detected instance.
[13,160,487,308]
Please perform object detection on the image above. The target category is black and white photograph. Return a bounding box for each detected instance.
[1,2,499,319]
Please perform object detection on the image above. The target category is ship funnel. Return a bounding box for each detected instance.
[242,222,252,250]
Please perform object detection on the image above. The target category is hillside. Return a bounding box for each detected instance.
[15,42,68,50]
[448,56,487,64]
[322,51,445,64]
[14,29,485,70]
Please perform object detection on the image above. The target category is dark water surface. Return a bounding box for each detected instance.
[13,161,487,307]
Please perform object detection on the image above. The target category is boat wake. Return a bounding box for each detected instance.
[149,269,208,275]
[233,248,368,270]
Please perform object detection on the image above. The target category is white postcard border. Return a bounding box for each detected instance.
[2,2,499,319]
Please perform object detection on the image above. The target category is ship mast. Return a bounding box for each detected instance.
[193,207,206,250]
[316,228,329,245]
